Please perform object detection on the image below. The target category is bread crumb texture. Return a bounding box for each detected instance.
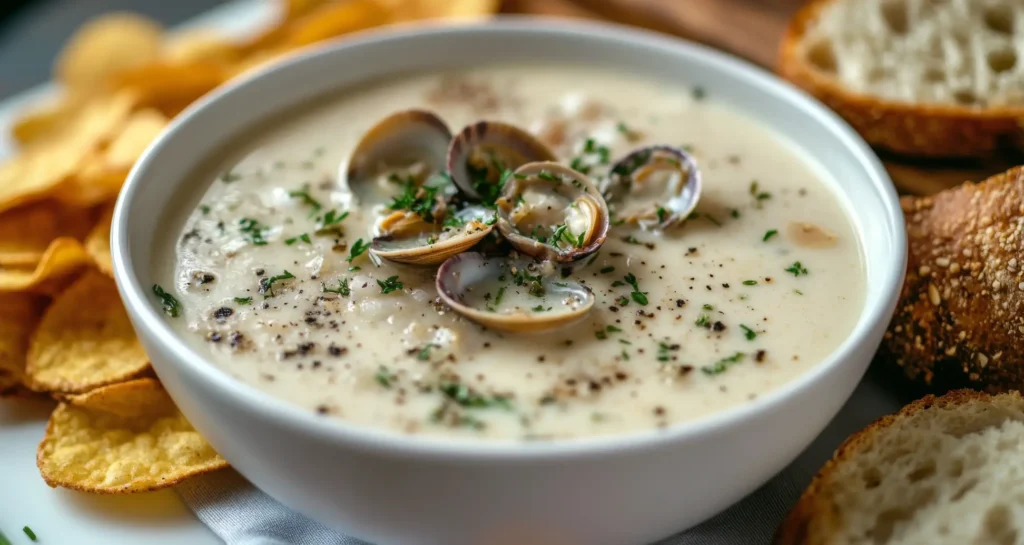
[779,0,1024,157]
[884,166,1024,392]
[776,390,1024,545]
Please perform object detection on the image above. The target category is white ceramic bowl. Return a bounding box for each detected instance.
[112,19,906,545]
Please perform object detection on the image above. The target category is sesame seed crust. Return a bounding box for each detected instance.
[882,166,1024,392]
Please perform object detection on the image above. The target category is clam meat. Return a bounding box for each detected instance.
[605,145,702,231]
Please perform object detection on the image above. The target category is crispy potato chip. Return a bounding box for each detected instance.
[112,62,227,118]
[84,205,114,276]
[37,378,228,493]
[11,93,85,148]
[0,201,95,266]
[381,0,499,20]
[0,293,48,395]
[163,28,240,66]
[0,238,91,294]
[26,270,148,393]
[283,0,330,21]
[55,13,163,93]
[284,0,392,48]
[105,108,168,169]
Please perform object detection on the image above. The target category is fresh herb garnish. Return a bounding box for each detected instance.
[607,325,623,333]
[616,295,630,306]
[238,217,269,246]
[233,296,252,304]
[417,344,438,361]
[616,121,631,135]
[731,208,740,219]
[22,527,36,542]
[656,207,667,223]
[656,342,672,362]
[261,270,295,297]
[622,235,642,245]
[701,352,746,375]
[621,349,631,361]
[623,273,648,305]
[199,204,210,215]
[375,366,396,387]
[377,275,404,294]
[288,189,323,213]
[600,266,615,274]
[389,180,441,222]
[531,305,551,312]
[740,324,757,340]
[537,170,559,182]
[763,229,778,242]
[219,168,241,183]
[512,268,545,297]
[785,261,809,277]
[695,313,711,328]
[703,214,722,226]
[347,238,370,263]
[703,304,714,310]
[152,285,180,318]
[443,214,467,229]
[595,329,608,340]
[794,289,804,295]
[323,278,350,296]
[285,233,312,245]
[742,280,758,286]
[439,382,511,409]
[493,286,507,308]
[315,209,348,235]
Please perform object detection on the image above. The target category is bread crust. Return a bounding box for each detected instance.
[774,389,1020,545]
[882,166,1024,393]
[778,0,1024,159]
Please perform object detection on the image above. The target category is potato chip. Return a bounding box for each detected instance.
[283,0,330,21]
[55,13,164,93]
[37,378,228,493]
[381,0,499,20]
[163,28,239,66]
[0,237,91,294]
[105,108,169,169]
[26,270,149,393]
[0,201,95,266]
[84,205,114,276]
[11,93,85,148]
[284,0,392,48]
[112,62,227,118]
[0,294,48,395]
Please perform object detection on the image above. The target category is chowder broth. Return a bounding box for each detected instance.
[158,65,865,441]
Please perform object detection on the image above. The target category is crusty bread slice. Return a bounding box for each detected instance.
[776,390,1024,545]
[779,0,1024,158]
[884,166,1024,393]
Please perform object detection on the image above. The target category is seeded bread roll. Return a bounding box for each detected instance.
[884,166,1024,392]
[775,389,1024,545]
[778,0,1024,158]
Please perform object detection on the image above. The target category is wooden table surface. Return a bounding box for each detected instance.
[501,0,1020,196]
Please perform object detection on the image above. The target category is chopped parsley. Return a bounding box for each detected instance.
[288,189,322,213]
[442,214,466,229]
[731,208,740,219]
[512,268,545,297]
[315,209,348,235]
[199,204,210,215]
[238,217,269,245]
[785,261,809,277]
[656,342,672,362]
[595,329,608,340]
[439,382,511,410]
[493,286,507,308]
[347,238,370,263]
[375,367,396,388]
[703,213,722,226]
[740,324,757,340]
[701,352,746,375]
[794,289,804,295]
[377,275,404,294]
[219,168,241,183]
[22,527,36,542]
[569,138,612,174]
[417,344,438,361]
[285,233,312,245]
[323,278,350,296]
[260,270,295,297]
[599,266,615,274]
[616,295,630,306]
[536,170,559,182]
[607,325,623,333]
[616,121,631,135]
[763,229,778,242]
[531,305,551,312]
[622,235,643,245]
[621,349,631,361]
[695,313,711,328]
[389,179,441,222]
[692,86,706,100]
[656,207,667,223]
[742,280,758,286]
[233,296,252,304]
[468,165,511,206]
[152,285,180,318]
[703,304,714,310]
[623,273,648,305]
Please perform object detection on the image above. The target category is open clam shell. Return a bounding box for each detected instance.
[341,109,453,205]
[371,206,496,266]
[495,162,609,263]
[606,145,702,231]
[446,121,556,203]
[436,253,594,333]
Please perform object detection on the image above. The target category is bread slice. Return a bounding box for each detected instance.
[884,166,1024,393]
[775,390,1024,545]
[778,0,1024,158]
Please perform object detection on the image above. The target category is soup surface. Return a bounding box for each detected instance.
[158,65,865,441]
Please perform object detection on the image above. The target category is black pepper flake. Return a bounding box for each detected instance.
[328,344,347,357]
[675,299,685,308]
[316,405,330,415]
[206,332,222,343]
[679,365,694,375]
[755,350,767,363]
[686,247,698,255]
[705,285,712,291]
[722,283,730,289]
[654,406,666,416]
[615,371,629,381]
[312,360,322,369]
[229,331,246,349]
[609,306,619,312]
[712,321,726,332]
[213,307,233,323]
[255,268,265,276]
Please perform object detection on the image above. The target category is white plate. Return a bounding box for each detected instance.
[0,2,274,543]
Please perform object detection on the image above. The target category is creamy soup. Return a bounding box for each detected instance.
[157,65,865,441]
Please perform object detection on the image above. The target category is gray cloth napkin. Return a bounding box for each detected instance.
[176,373,907,545]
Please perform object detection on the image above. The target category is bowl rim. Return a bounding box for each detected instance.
[112,17,906,460]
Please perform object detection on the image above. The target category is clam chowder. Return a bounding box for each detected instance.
[157,65,865,441]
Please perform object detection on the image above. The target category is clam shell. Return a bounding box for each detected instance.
[446,121,556,202]
[436,253,594,333]
[341,109,452,205]
[495,161,609,263]
[607,145,702,230]
[371,207,496,266]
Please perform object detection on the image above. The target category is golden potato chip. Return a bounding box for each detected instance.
[26,270,149,393]
[11,93,84,148]
[284,0,391,48]
[0,293,48,395]
[0,201,95,266]
[112,62,227,118]
[105,108,169,169]
[84,205,114,276]
[0,237,91,295]
[55,13,163,93]
[37,378,228,494]
[283,0,330,21]
[381,0,499,20]
[163,28,239,65]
